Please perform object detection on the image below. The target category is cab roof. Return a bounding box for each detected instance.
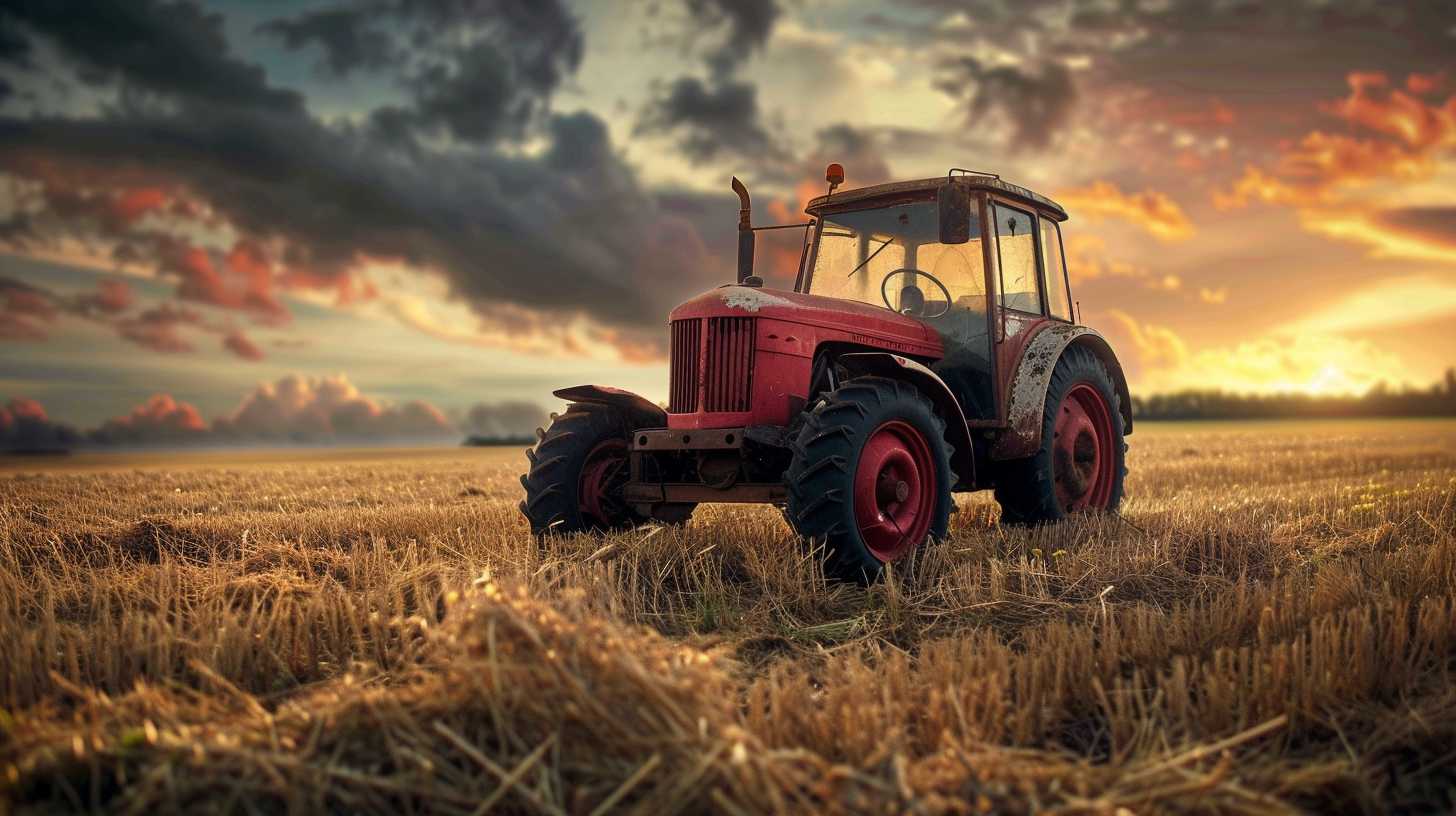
[805,174,1068,222]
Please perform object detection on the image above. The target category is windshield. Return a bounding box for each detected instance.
[805,199,986,314]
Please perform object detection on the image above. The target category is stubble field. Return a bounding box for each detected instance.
[2,419,1454,814]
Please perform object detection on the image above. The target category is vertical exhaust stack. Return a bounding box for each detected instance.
[731,177,754,284]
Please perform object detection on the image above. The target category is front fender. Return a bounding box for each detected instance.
[838,352,976,489]
[991,326,1133,460]
[552,385,666,429]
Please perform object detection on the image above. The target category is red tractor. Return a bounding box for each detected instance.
[521,166,1130,582]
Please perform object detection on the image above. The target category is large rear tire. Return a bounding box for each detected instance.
[519,403,695,535]
[995,347,1126,525]
[785,377,954,584]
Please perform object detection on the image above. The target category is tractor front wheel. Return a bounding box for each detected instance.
[995,347,1126,525]
[520,403,692,535]
[785,377,954,584]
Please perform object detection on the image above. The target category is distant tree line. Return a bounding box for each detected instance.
[1132,369,1456,420]
[462,433,536,446]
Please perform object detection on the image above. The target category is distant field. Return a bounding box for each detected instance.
[3,419,1454,813]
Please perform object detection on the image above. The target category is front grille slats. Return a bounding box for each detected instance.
[669,319,701,413]
[669,316,755,414]
[705,317,754,412]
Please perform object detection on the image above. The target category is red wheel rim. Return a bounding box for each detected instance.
[579,439,628,527]
[853,420,937,562]
[1052,383,1116,512]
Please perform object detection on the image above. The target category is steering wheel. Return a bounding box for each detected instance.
[881,268,951,319]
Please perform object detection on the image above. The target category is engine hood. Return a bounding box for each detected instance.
[670,285,937,350]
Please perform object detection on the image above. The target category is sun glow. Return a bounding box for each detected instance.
[1302,363,1351,396]
[1104,313,1410,397]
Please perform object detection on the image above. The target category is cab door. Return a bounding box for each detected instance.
[990,200,1053,417]
[908,206,996,420]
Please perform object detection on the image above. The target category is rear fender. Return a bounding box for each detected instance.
[552,385,666,429]
[990,326,1132,460]
[837,352,975,488]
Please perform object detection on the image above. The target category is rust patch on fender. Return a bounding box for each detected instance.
[993,323,1091,460]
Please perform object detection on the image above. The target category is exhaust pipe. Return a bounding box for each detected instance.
[731,176,754,284]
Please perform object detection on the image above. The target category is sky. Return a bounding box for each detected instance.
[1,0,1454,447]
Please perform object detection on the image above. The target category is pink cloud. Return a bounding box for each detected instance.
[8,379,543,449]
[213,374,455,443]
[0,397,80,451]
[115,303,205,353]
[0,278,58,341]
[73,279,135,316]
[91,394,209,446]
[2,397,48,424]
[222,330,265,361]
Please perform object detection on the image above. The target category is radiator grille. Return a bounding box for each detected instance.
[704,317,755,412]
[668,319,700,413]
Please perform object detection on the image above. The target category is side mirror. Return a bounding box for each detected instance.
[937,182,972,245]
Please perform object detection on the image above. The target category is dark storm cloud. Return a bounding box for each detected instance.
[257,7,395,76]
[1071,0,1456,126]
[806,125,894,187]
[636,77,780,162]
[0,105,719,334]
[0,15,31,66]
[0,0,303,113]
[684,0,780,78]
[260,0,583,143]
[906,0,1456,146]
[902,0,1456,51]
[0,0,737,357]
[934,56,1076,149]
[634,0,787,174]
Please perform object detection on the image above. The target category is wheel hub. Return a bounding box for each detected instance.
[853,420,937,562]
[579,439,629,527]
[878,474,911,504]
[1052,383,1116,512]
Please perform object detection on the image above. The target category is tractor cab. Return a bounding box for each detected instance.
[521,166,1133,584]
[798,171,1077,424]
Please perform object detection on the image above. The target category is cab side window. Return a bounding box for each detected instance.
[994,204,1041,314]
[1040,218,1073,320]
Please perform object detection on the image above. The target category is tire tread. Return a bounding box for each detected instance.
[994,347,1126,525]
[784,376,955,583]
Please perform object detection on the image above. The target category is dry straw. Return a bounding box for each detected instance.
[2,425,1454,812]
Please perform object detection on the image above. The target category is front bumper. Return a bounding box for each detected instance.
[630,427,744,451]
[624,426,789,506]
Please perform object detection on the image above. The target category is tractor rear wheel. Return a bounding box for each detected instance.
[785,377,954,584]
[519,403,694,535]
[995,347,1126,525]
